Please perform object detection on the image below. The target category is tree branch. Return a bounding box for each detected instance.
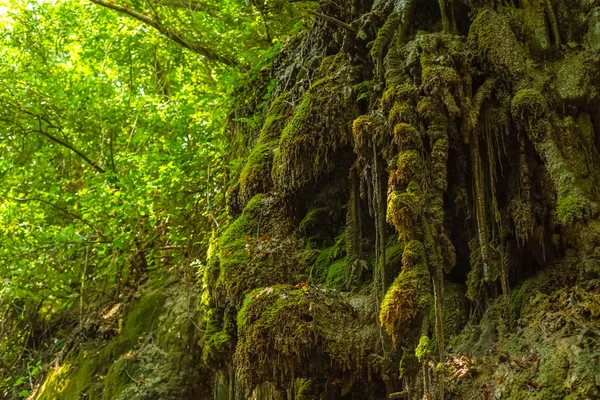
[28,115,106,174]
[89,0,236,65]
[152,0,218,14]
[11,197,107,239]
[36,128,105,173]
[304,9,356,32]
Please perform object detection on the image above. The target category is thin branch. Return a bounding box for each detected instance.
[15,108,106,173]
[89,0,236,65]
[109,131,117,173]
[33,125,106,174]
[304,9,356,32]
[11,197,107,239]
[152,0,218,14]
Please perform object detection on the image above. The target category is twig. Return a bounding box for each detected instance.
[18,110,106,173]
[304,9,356,32]
[125,369,142,385]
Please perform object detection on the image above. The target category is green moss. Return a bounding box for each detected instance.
[236,91,292,202]
[37,278,209,400]
[557,190,594,224]
[502,334,571,400]
[272,54,359,194]
[311,234,345,284]
[101,358,137,400]
[521,6,551,54]
[402,240,424,268]
[37,349,103,400]
[381,84,418,117]
[238,140,277,202]
[469,9,528,81]
[386,182,425,240]
[443,283,468,339]
[297,246,320,273]
[393,123,422,150]
[36,292,165,400]
[258,91,291,143]
[585,8,600,50]
[430,137,449,192]
[534,136,598,225]
[370,12,400,59]
[389,103,416,128]
[466,237,483,302]
[554,52,598,104]
[415,335,432,362]
[214,193,303,304]
[201,308,233,368]
[511,88,546,126]
[120,290,166,344]
[380,269,420,337]
[235,285,376,395]
[555,115,600,197]
[312,246,336,282]
[397,150,422,183]
[352,114,375,156]
[421,65,460,91]
[510,264,576,320]
[326,258,350,290]
[380,240,431,338]
[536,351,569,400]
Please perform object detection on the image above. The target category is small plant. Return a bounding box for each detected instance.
[11,360,42,398]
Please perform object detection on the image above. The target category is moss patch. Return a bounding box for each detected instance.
[272,52,360,193]
[380,240,431,338]
[37,349,103,400]
[469,9,528,81]
[214,194,303,304]
[36,279,208,400]
[235,285,378,395]
[238,141,278,203]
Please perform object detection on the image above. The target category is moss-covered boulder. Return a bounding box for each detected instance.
[235,284,381,397]
[272,52,361,194]
[210,193,306,306]
[36,277,210,400]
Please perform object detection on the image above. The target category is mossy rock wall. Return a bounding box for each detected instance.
[214,0,600,397]
[36,277,210,400]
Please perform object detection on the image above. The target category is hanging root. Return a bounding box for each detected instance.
[544,0,561,47]
[346,171,364,287]
[437,0,451,33]
[471,134,490,280]
[371,12,401,82]
[396,0,417,45]
[466,81,498,281]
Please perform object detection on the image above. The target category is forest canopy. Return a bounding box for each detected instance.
[0,0,308,397]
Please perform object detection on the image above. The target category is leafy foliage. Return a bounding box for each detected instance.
[0,0,307,396]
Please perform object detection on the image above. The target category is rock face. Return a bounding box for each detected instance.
[211,0,600,398]
[36,278,211,400]
[37,0,600,399]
